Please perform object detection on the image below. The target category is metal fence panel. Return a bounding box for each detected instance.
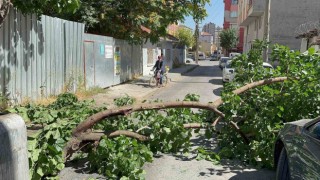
[83,33,114,88]
[0,9,84,103]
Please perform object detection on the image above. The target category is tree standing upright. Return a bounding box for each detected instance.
[0,0,80,26]
[187,0,210,64]
[219,28,237,56]
[176,28,195,48]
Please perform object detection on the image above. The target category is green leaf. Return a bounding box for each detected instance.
[56,163,65,171]
[308,47,315,55]
[36,167,44,177]
[163,127,171,133]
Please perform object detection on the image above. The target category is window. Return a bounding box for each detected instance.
[232,0,238,5]
[230,11,238,18]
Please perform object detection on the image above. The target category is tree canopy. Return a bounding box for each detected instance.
[176,27,194,48]
[0,0,80,25]
[219,28,238,53]
[1,0,211,44]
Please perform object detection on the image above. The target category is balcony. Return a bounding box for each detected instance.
[240,0,265,26]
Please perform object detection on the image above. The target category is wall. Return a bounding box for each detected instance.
[242,14,265,52]
[142,41,160,76]
[0,9,185,103]
[270,0,320,50]
[0,9,84,103]
[83,34,143,87]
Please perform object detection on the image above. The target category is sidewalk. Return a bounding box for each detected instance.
[91,62,199,108]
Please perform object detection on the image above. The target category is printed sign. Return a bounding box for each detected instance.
[105,45,113,58]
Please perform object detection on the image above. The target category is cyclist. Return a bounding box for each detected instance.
[152,55,164,87]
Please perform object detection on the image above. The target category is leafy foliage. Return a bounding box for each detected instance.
[9,93,105,179]
[55,0,193,44]
[89,136,153,179]
[196,147,220,164]
[114,95,136,107]
[219,40,320,168]
[12,0,80,15]
[176,28,195,48]
[219,28,237,54]
[10,93,218,179]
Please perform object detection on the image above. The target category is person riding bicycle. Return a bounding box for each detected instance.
[152,55,164,86]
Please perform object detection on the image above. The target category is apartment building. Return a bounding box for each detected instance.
[202,22,216,43]
[199,32,214,55]
[224,0,244,52]
[238,0,320,53]
[215,26,222,51]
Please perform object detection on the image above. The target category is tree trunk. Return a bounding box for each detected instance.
[0,0,11,26]
[64,77,290,159]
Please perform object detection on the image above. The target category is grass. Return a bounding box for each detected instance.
[75,86,107,100]
[17,86,107,107]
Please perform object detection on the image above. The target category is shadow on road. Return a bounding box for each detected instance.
[209,78,223,85]
[213,87,224,96]
[199,161,276,180]
[181,65,222,78]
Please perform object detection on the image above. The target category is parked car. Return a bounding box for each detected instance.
[210,54,218,61]
[198,52,206,60]
[229,52,241,59]
[262,62,273,69]
[219,57,231,69]
[274,117,320,180]
[222,60,235,82]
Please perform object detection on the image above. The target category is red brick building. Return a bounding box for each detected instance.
[223,0,244,53]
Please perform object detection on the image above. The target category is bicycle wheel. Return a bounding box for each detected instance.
[162,74,168,86]
[149,76,156,87]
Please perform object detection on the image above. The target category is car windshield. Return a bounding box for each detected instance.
[221,58,229,62]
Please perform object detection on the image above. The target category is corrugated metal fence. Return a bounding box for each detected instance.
[0,9,84,103]
[83,34,143,88]
[0,9,181,104]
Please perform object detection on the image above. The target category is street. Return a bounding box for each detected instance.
[145,60,223,103]
[59,60,276,180]
[142,60,275,180]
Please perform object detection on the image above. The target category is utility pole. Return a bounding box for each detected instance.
[263,0,271,62]
[195,20,199,64]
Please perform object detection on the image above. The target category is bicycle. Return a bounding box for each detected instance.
[149,66,169,87]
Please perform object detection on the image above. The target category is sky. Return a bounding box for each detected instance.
[181,0,224,31]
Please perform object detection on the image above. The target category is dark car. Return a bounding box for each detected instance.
[274,117,320,180]
[210,54,217,61]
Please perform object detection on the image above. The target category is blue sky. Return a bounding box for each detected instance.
[181,0,224,30]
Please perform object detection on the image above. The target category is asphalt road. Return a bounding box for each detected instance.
[143,60,276,180]
[59,60,276,179]
[145,60,223,103]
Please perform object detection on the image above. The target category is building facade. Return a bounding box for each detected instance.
[238,0,320,53]
[199,32,214,55]
[224,0,244,52]
[215,26,222,51]
[202,22,216,42]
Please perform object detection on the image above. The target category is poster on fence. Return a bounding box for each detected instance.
[105,45,113,58]
[114,47,121,76]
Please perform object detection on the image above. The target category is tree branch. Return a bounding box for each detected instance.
[72,101,219,137]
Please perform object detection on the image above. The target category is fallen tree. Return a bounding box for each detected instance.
[64,76,289,159]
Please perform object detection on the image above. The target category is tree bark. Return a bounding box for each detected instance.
[0,0,11,26]
[72,101,220,137]
[64,77,289,159]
